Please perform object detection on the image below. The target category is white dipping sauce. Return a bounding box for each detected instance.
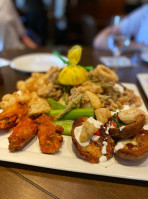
[74,117,113,165]
[74,126,90,147]
[119,126,125,131]
[74,117,103,147]
[102,141,108,154]
[111,105,130,116]
[114,142,124,152]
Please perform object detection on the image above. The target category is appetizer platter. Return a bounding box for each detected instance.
[0,46,148,181]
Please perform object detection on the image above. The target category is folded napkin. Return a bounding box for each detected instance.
[99,56,132,68]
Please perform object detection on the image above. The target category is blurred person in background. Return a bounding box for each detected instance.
[0,0,37,50]
[54,0,68,44]
[24,0,49,45]
[93,4,148,51]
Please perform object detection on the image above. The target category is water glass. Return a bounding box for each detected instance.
[107,15,130,66]
[108,34,130,57]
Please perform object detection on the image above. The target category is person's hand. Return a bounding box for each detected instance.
[93,25,121,50]
[128,40,148,51]
[21,35,38,49]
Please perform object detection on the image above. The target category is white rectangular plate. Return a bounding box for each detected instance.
[0,83,148,181]
[137,73,148,99]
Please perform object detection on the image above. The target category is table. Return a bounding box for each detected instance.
[0,46,148,199]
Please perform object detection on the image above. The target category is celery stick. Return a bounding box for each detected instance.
[48,98,66,109]
[54,120,74,136]
[49,108,94,120]
[55,94,83,120]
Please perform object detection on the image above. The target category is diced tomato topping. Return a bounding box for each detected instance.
[115,115,120,120]
[104,123,107,128]
[94,129,101,136]
[140,129,144,134]
[49,115,54,121]
[110,121,117,128]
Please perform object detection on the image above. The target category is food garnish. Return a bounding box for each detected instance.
[50,108,94,121]
[58,45,88,85]
[107,113,123,128]
[116,129,148,160]
[54,94,83,120]
[109,114,145,139]
[53,49,94,70]
[53,120,74,136]
[48,98,66,109]
[71,117,115,163]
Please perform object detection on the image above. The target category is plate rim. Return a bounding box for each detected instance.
[10,52,67,73]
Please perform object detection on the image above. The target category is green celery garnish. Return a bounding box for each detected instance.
[53,50,70,65]
[48,98,66,110]
[53,50,94,70]
[110,113,125,128]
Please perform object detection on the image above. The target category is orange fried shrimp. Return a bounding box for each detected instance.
[0,103,28,129]
[8,117,38,151]
[36,114,64,154]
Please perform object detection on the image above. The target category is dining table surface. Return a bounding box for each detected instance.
[0,46,148,199]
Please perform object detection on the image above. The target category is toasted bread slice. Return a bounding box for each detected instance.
[116,130,148,160]
[109,114,145,139]
[71,117,115,163]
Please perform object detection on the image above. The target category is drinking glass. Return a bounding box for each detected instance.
[107,15,130,66]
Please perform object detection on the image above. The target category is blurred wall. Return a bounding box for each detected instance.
[15,0,146,46]
[68,0,126,45]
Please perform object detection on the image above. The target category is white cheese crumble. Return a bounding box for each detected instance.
[101,141,108,154]
[99,155,107,163]
[119,126,125,131]
[87,117,103,128]
[91,136,100,141]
